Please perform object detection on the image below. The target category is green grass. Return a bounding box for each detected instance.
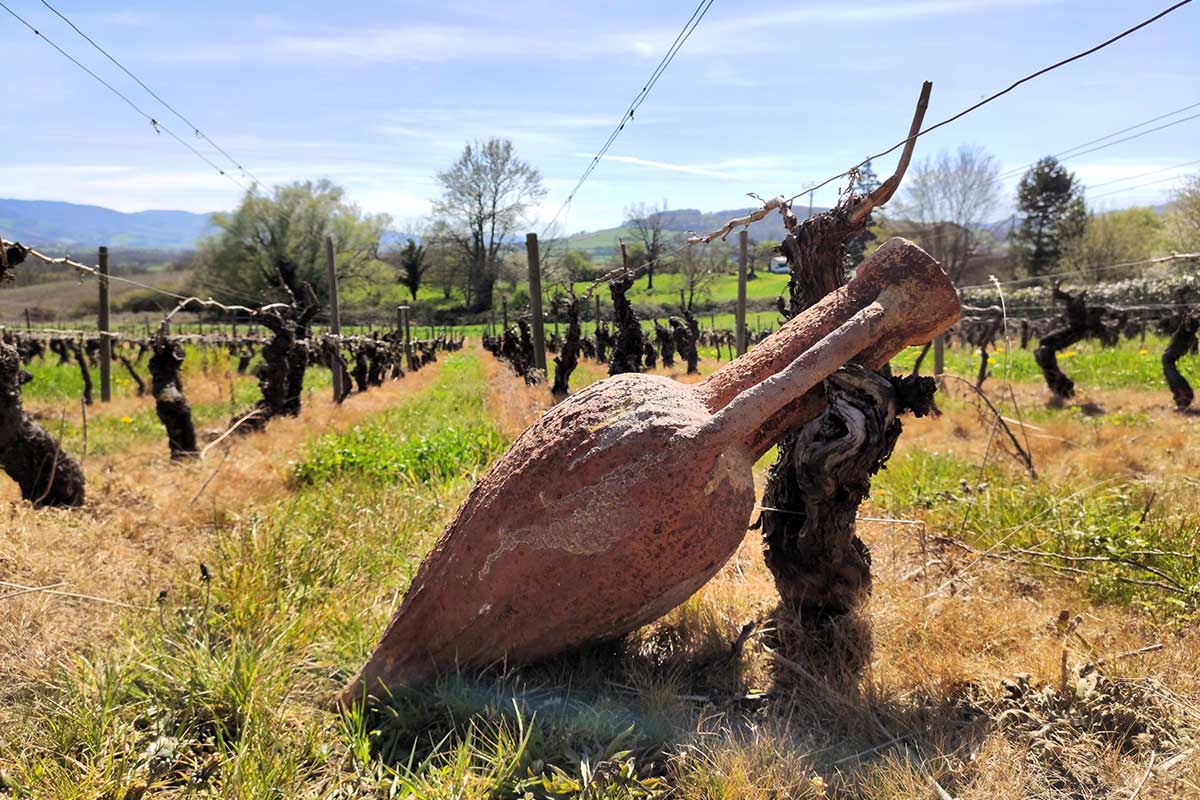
[564,270,789,308]
[19,345,332,457]
[293,353,506,486]
[890,334,1198,391]
[871,447,1200,619]
[336,267,791,321]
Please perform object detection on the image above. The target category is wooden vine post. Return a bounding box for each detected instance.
[525,233,548,375]
[325,235,344,401]
[97,246,112,403]
[736,230,748,356]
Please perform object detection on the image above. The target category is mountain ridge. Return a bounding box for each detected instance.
[0,198,217,250]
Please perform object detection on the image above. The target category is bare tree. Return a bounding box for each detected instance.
[432,139,546,312]
[627,201,668,290]
[889,145,1001,282]
[673,242,722,311]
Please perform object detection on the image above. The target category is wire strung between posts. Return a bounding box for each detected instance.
[0,0,248,192]
[35,0,260,184]
[572,239,696,304]
[995,111,1200,185]
[995,100,1200,181]
[960,301,1200,319]
[784,0,1195,206]
[1084,158,1200,192]
[0,237,268,315]
[1089,170,1199,201]
[540,0,717,236]
[957,252,1200,291]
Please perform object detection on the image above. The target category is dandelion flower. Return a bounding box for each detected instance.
[120,416,133,424]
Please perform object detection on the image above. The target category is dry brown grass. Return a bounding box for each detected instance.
[913,381,1200,487]
[480,355,1200,795]
[645,514,1199,798]
[0,270,191,320]
[0,360,443,710]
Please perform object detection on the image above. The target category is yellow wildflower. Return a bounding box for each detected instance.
[120,416,133,424]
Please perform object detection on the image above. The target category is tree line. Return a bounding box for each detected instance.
[190,137,1200,323]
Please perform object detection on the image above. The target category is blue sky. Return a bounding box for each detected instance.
[3,0,1198,233]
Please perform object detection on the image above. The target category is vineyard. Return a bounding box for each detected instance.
[2,187,1199,800]
[4,0,1200,796]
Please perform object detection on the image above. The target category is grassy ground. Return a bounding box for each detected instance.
[19,344,330,458]
[1,344,1198,798]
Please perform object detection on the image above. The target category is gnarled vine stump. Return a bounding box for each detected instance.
[0,342,85,506]
[1163,305,1198,409]
[149,338,198,460]
[671,317,699,374]
[608,270,644,376]
[655,322,676,368]
[551,296,581,398]
[1034,284,1114,399]
[762,367,934,614]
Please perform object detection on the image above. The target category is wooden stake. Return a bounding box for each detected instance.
[525,233,548,373]
[736,230,748,355]
[398,305,411,366]
[97,246,112,403]
[325,235,343,401]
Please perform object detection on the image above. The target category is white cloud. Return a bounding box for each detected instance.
[597,155,739,179]
[2,164,242,212]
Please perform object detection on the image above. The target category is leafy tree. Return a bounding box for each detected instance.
[1013,157,1086,276]
[1167,174,1200,252]
[195,180,388,306]
[432,138,546,312]
[387,239,428,301]
[745,238,777,280]
[553,250,595,284]
[890,145,1001,281]
[1062,207,1166,280]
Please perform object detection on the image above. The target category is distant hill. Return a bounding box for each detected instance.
[561,205,831,257]
[0,198,217,250]
[0,198,433,252]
